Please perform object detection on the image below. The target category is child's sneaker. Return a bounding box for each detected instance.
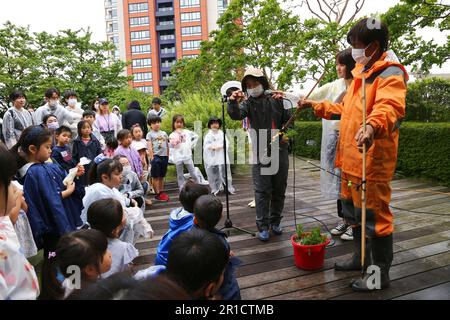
[159,192,169,202]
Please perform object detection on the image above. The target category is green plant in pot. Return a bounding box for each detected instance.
[291,224,330,270]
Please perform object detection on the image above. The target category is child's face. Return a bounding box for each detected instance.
[112,212,127,238]
[120,134,133,147]
[83,115,95,126]
[132,127,143,140]
[45,116,58,126]
[118,157,130,168]
[245,78,261,90]
[174,119,184,130]
[151,121,161,131]
[13,97,26,108]
[210,122,220,130]
[336,62,347,79]
[56,131,71,146]
[153,103,161,111]
[99,249,112,274]
[102,169,122,188]
[81,123,92,137]
[32,138,52,162]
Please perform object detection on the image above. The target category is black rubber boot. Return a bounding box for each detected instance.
[351,234,393,292]
[334,227,371,271]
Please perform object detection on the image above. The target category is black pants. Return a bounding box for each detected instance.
[337,199,343,218]
[252,148,289,232]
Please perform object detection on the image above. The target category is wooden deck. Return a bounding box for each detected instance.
[135,157,450,300]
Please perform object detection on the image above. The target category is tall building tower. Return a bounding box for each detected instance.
[104,0,229,96]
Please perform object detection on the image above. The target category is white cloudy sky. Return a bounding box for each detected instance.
[0,0,448,75]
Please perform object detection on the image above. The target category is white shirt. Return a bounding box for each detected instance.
[203,129,230,168]
[168,129,199,164]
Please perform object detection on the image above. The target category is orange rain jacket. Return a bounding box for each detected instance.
[313,52,409,182]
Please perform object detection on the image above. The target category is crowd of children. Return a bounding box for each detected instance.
[0,87,243,300]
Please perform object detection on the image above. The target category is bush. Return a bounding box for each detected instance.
[405,78,450,122]
[289,121,450,186]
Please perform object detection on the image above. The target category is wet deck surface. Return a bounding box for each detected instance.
[135,157,450,300]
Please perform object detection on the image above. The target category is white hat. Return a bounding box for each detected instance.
[220,81,242,97]
[132,140,147,151]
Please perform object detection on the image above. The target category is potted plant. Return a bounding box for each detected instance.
[291,224,331,270]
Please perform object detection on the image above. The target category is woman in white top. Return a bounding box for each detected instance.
[94,98,122,141]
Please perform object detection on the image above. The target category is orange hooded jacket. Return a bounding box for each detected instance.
[313,52,409,182]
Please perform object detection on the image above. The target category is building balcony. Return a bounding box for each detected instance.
[157,0,173,4]
[156,24,175,31]
[156,8,174,17]
[160,51,176,59]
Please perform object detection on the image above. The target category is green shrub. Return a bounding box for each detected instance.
[405,78,450,122]
[289,121,450,186]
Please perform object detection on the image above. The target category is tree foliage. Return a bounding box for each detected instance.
[0,21,130,110]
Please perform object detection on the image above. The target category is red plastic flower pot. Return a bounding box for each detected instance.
[291,234,331,270]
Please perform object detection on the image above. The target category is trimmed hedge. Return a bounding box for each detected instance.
[290,121,450,186]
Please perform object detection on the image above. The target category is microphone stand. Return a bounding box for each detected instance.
[220,95,255,237]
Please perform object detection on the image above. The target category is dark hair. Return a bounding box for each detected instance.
[9,90,27,103]
[91,99,99,111]
[55,125,72,136]
[147,115,162,126]
[106,136,118,150]
[45,88,60,99]
[63,89,78,100]
[347,18,389,52]
[0,142,17,215]
[336,48,356,79]
[11,126,52,168]
[42,114,58,124]
[193,195,223,231]
[117,129,131,141]
[67,272,137,300]
[77,120,92,137]
[40,229,108,300]
[123,274,190,300]
[83,110,96,118]
[152,97,162,105]
[172,114,185,131]
[166,229,229,296]
[127,100,141,110]
[88,158,123,185]
[88,199,123,238]
[179,181,210,213]
[242,75,270,92]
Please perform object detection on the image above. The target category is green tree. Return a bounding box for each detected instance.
[0,22,130,111]
[109,87,155,112]
[382,0,450,75]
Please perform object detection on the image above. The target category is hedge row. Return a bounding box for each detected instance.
[290,121,450,186]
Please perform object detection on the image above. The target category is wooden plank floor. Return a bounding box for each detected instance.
[135,157,450,300]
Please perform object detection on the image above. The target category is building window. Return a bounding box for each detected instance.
[130,30,150,40]
[180,0,200,8]
[132,58,152,68]
[136,86,153,94]
[184,54,198,59]
[110,36,119,44]
[182,40,201,51]
[180,12,201,22]
[128,2,148,13]
[134,72,152,82]
[129,16,149,27]
[131,44,151,54]
[181,26,202,36]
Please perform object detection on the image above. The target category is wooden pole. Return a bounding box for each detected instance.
[361,73,367,272]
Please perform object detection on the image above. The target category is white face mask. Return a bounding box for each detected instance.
[122,165,132,175]
[68,98,77,107]
[352,43,375,65]
[247,85,264,98]
[47,122,59,131]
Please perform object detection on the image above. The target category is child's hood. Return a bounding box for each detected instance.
[169,207,194,229]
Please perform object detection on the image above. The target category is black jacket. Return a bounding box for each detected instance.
[122,105,148,136]
[228,96,291,162]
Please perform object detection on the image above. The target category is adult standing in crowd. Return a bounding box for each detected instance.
[122,100,148,137]
[33,88,78,127]
[2,90,34,149]
[94,98,122,141]
[63,89,83,138]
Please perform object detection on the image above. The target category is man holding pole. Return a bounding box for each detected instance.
[298,18,408,291]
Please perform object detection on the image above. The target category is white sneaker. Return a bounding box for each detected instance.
[340,226,354,241]
[248,200,256,208]
[331,222,349,236]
